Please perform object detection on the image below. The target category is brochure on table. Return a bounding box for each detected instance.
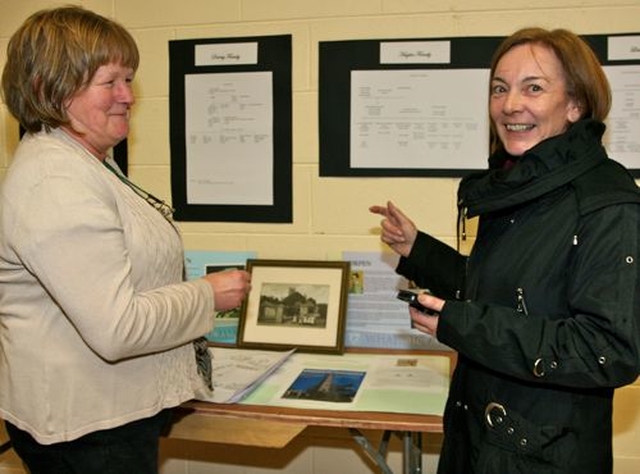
[199,347,450,416]
[203,347,295,403]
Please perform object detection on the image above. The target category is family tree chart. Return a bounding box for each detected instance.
[320,34,640,177]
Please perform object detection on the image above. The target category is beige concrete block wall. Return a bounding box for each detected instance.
[1,1,639,473]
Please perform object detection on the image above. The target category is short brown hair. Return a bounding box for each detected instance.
[1,6,139,133]
[489,28,611,152]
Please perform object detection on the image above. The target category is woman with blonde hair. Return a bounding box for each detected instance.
[0,7,250,473]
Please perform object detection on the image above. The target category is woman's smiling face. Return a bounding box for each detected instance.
[489,43,582,157]
[64,62,135,159]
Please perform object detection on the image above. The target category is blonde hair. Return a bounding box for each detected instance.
[2,6,139,132]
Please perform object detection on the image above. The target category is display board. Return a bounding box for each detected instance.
[320,34,640,177]
[169,35,292,222]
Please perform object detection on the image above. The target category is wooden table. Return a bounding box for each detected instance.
[167,400,444,474]
[2,350,452,473]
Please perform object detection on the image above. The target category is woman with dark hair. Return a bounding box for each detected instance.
[371,27,640,473]
[0,7,250,473]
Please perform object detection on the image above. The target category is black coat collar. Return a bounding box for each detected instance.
[459,120,607,218]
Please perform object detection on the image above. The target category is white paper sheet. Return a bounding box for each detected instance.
[350,69,490,169]
[603,65,640,169]
[184,71,274,205]
[198,347,295,403]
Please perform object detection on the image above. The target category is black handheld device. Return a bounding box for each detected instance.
[396,289,435,315]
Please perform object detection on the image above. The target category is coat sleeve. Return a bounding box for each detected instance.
[396,231,467,300]
[437,203,640,388]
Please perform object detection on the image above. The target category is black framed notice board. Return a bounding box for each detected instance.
[169,35,292,222]
[319,34,640,178]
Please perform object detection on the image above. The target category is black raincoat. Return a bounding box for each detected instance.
[396,119,640,473]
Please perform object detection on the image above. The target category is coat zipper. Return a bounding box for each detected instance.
[457,203,468,253]
[516,287,529,316]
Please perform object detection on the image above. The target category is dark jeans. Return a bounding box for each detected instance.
[5,409,172,474]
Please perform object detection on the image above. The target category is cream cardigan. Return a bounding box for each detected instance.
[0,129,215,444]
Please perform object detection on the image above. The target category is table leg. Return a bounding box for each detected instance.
[0,441,11,456]
[378,430,391,460]
[402,431,422,474]
[349,429,426,474]
[349,428,394,474]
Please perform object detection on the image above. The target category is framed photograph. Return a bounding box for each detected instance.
[238,259,350,354]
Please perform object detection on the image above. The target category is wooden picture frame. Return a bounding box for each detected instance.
[237,259,350,354]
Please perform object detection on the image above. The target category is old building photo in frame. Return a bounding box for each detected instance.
[238,259,350,353]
